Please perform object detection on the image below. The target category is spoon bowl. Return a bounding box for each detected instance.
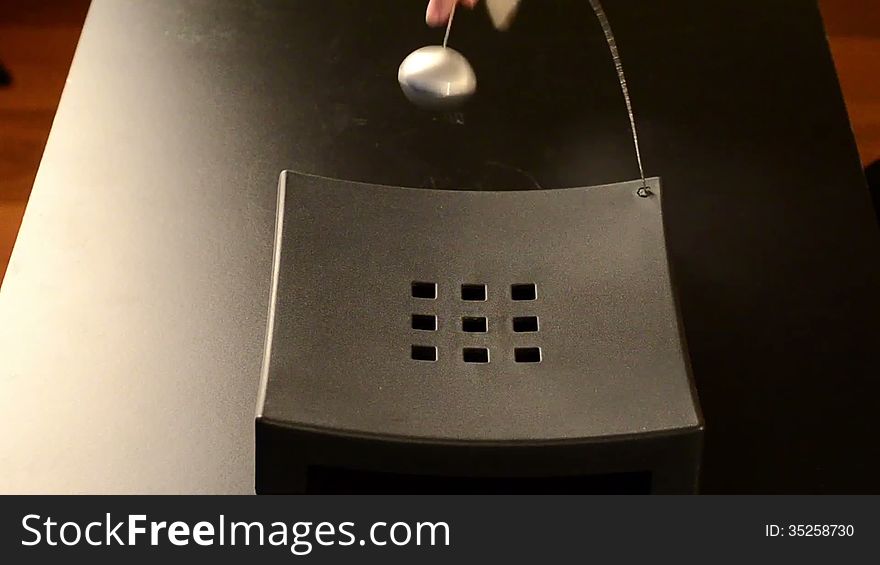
[398,45,477,110]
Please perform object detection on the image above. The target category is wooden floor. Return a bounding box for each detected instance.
[823,0,880,167]
[0,0,91,284]
[1,0,879,283]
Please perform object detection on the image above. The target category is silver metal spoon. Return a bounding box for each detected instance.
[398,5,477,109]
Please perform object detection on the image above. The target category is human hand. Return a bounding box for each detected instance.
[425,0,479,27]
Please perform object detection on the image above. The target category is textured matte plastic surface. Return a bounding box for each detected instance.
[259,173,699,441]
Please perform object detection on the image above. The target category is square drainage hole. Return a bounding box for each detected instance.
[513,316,539,333]
[461,284,487,301]
[511,283,537,301]
[412,314,438,331]
[411,345,437,362]
[463,347,490,364]
[462,316,488,333]
[412,281,437,299]
[514,347,542,363]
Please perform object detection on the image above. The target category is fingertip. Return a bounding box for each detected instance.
[425,7,444,27]
[426,0,465,27]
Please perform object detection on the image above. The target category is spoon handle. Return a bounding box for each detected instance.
[442,3,456,48]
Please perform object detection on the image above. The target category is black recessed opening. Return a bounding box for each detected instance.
[412,314,437,331]
[511,283,537,301]
[411,281,437,299]
[411,345,437,362]
[514,347,542,363]
[462,316,488,333]
[461,284,487,301]
[463,347,490,364]
[305,466,652,494]
[513,316,539,333]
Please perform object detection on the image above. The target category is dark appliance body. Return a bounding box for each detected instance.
[256,173,702,493]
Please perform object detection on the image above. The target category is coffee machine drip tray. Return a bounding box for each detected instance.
[256,171,702,493]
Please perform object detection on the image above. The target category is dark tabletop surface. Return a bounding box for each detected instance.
[0,0,878,493]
